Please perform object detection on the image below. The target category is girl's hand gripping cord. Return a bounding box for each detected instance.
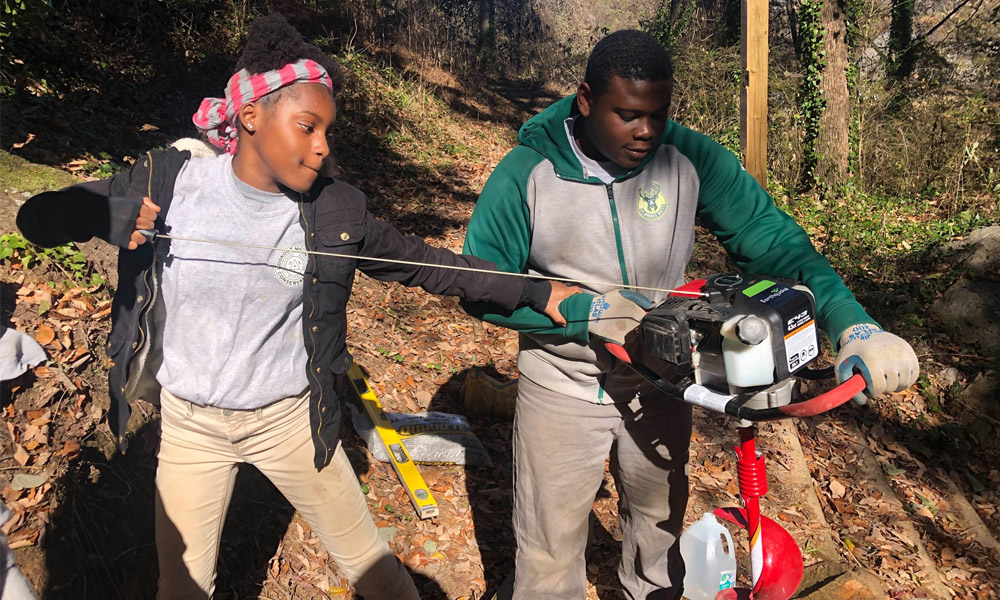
[129,196,161,250]
[836,323,919,405]
[545,281,582,326]
[588,290,653,346]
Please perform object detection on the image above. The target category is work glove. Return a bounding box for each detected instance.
[836,323,919,405]
[588,290,653,346]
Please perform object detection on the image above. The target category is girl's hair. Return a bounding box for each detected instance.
[235,13,345,98]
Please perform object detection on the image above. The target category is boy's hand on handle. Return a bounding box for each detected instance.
[129,196,160,250]
[544,281,582,326]
[588,290,653,345]
[836,323,919,405]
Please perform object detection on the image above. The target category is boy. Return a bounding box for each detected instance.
[462,30,918,599]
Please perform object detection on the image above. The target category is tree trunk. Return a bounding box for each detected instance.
[888,0,915,77]
[478,0,495,63]
[786,0,802,58]
[815,0,850,186]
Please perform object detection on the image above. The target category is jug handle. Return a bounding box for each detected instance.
[720,526,735,558]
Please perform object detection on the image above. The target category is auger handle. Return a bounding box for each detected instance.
[771,374,864,417]
[605,342,866,421]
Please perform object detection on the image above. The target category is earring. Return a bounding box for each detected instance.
[246,123,253,130]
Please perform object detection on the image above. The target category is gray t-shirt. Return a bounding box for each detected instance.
[564,116,628,184]
[153,154,309,409]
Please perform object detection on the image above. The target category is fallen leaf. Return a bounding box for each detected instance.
[882,461,906,477]
[829,478,847,498]
[11,473,48,491]
[7,529,39,550]
[13,445,29,466]
[35,324,55,346]
[378,526,398,543]
[11,133,35,149]
[55,440,81,458]
[1,510,21,535]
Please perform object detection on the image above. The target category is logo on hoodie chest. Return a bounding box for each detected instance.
[637,182,667,220]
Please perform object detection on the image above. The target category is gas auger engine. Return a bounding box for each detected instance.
[644,273,819,385]
[606,273,868,600]
[611,273,843,423]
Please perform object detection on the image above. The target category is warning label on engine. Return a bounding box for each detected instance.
[784,320,818,372]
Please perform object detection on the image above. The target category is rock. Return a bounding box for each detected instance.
[794,561,886,600]
[940,225,1000,274]
[957,372,1000,451]
[929,226,1000,358]
[941,367,960,386]
[928,278,1000,358]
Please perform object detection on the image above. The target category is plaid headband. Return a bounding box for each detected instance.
[192,58,333,155]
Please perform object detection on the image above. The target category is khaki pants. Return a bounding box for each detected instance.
[512,376,692,600]
[155,388,418,600]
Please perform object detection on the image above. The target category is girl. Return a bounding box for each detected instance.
[17,14,576,599]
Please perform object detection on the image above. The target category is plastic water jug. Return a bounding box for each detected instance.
[680,512,737,600]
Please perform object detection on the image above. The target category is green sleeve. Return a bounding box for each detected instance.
[461,146,593,342]
[676,126,875,341]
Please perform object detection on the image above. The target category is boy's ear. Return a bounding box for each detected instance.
[577,82,594,118]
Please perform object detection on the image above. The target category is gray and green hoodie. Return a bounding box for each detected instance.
[462,94,872,403]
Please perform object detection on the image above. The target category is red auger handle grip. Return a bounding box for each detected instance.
[775,373,866,417]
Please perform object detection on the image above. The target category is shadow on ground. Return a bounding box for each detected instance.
[421,367,630,600]
[36,422,299,599]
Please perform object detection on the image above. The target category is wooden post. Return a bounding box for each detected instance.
[741,0,769,190]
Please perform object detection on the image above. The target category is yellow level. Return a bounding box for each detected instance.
[347,363,439,519]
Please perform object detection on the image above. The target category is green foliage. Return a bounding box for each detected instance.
[774,188,995,294]
[668,45,741,156]
[796,0,827,191]
[0,233,105,287]
[643,0,697,54]
[850,84,1000,206]
[0,151,80,193]
[0,0,49,34]
[334,51,482,182]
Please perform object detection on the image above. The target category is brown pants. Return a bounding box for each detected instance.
[512,375,692,600]
[155,388,418,600]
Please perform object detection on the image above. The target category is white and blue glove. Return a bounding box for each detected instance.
[588,290,654,345]
[836,323,919,405]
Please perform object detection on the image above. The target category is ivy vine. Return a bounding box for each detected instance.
[797,0,826,189]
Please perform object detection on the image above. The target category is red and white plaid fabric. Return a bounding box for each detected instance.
[192,59,333,155]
